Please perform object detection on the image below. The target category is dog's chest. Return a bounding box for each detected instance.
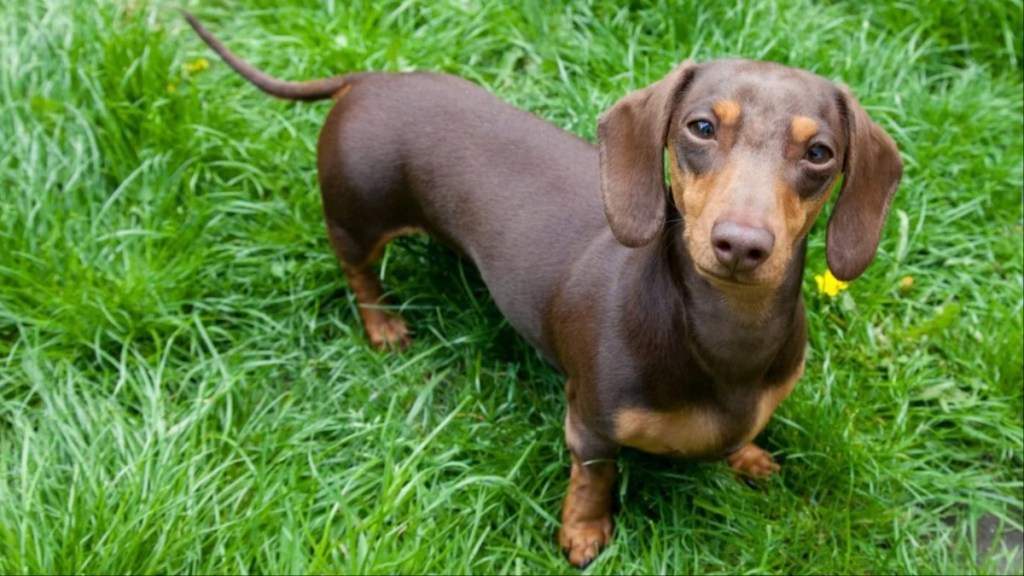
[610,372,799,458]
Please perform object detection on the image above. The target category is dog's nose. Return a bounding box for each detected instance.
[711,220,775,273]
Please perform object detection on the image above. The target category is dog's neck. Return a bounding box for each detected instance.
[655,225,806,385]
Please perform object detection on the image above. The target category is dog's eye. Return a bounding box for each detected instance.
[688,120,716,140]
[805,144,834,164]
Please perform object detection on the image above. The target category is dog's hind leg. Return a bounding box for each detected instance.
[326,220,418,351]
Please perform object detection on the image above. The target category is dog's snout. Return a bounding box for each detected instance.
[711,220,775,273]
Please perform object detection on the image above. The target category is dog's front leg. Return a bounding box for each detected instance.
[558,397,618,568]
[726,443,780,481]
[559,457,616,568]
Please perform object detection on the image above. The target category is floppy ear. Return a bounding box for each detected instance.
[598,61,697,248]
[826,87,904,280]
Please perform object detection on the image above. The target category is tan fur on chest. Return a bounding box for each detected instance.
[612,359,804,457]
[613,406,724,457]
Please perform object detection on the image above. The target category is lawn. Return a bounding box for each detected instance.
[1,0,1021,573]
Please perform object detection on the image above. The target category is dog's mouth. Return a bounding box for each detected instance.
[695,265,766,288]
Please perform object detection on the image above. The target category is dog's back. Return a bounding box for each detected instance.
[316,71,607,357]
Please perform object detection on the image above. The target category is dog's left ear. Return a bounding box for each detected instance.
[598,61,697,248]
[826,87,904,281]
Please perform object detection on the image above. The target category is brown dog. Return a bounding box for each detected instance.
[186,14,902,567]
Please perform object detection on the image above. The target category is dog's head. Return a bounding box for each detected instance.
[598,59,902,289]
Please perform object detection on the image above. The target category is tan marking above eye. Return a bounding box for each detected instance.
[790,115,818,142]
[712,100,742,126]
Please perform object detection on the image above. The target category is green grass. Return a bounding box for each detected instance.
[1,0,1021,573]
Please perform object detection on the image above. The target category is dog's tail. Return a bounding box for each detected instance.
[184,12,348,102]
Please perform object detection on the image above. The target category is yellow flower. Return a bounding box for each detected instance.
[814,269,849,298]
[899,275,914,292]
[183,58,210,75]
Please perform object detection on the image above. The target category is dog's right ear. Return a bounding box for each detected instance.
[598,61,697,248]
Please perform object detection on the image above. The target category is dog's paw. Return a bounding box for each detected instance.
[367,315,412,351]
[558,516,612,568]
[726,443,780,484]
